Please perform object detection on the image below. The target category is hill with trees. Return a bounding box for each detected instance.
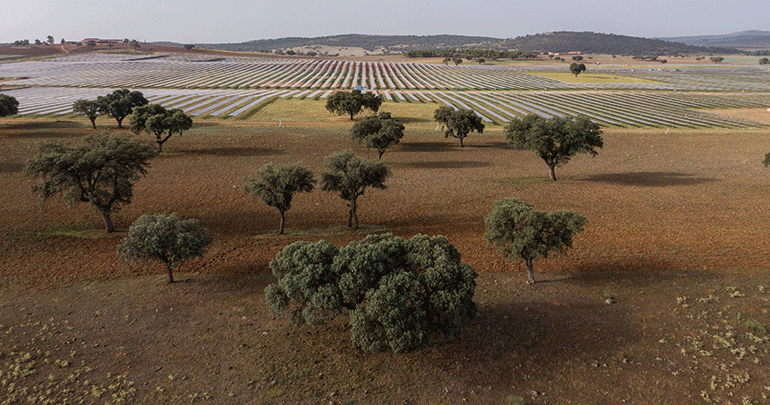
[191,32,741,56]
[658,30,770,51]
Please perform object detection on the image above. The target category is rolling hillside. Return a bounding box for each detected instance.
[192,32,741,56]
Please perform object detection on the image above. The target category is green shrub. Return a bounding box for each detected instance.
[265,233,478,353]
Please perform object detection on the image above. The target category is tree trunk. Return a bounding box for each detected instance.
[377,149,384,161]
[89,118,96,129]
[156,140,163,153]
[459,136,465,148]
[279,211,285,234]
[166,262,175,283]
[548,165,557,181]
[524,257,536,284]
[101,212,115,233]
[350,198,359,229]
[116,118,123,128]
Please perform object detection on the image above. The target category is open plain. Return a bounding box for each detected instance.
[1,48,770,404]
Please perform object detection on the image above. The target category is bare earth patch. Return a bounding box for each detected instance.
[1,120,770,403]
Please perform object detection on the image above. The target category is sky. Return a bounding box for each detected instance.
[2,0,768,44]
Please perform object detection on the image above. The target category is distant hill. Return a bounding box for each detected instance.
[501,31,740,55]
[193,34,504,55]
[658,31,770,50]
[184,32,741,56]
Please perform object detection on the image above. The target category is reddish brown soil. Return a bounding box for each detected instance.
[1,119,769,403]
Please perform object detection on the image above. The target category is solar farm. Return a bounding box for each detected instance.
[2,53,770,128]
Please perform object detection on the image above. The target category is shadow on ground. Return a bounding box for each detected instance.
[585,171,717,187]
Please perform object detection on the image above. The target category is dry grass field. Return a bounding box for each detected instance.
[1,115,770,404]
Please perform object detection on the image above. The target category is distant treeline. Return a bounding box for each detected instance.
[404,49,539,59]
[185,32,744,57]
[747,50,770,56]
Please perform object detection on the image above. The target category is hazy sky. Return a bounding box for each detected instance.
[2,0,768,44]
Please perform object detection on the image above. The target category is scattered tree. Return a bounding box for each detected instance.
[484,198,587,284]
[325,90,381,120]
[184,44,195,51]
[571,55,583,61]
[453,57,463,65]
[243,164,316,234]
[61,38,65,44]
[129,39,140,49]
[47,35,54,45]
[759,57,770,65]
[72,99,101,128]
[97,89,148,128]
[24,133,157,233]
[569,62,586,77]
[34,39,42,45]
[0,94,19,117]
[361,91,382,114]
[433,106,485,147]
[350,112,405,160]
[117,213,213,283]
[764,153,770,167]
[321,150,390,229]
[129,104,193,152]
[710,56,724,63]
[504,114,603,181]
[266,233,478,353]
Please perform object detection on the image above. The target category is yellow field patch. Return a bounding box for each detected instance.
[530,71,661,84]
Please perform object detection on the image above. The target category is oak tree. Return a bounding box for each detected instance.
[243,164,316,234]
[505,114,603,181]
[569,62,586,77]
[484,198,587,284]
[118,213,213,283]
[266,233,478,353]
[24,133,157,233]
[325,90,381,120]
[433,106,485,147]
[350,112,405,160]
[129,104,193,152]
[97,89,148,128]
[72,99,101,128]
[0,94,19,117]
[321,151,389,229]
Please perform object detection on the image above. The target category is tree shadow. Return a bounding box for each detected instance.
[182,147,284,157]
[585,172,717,187]
[0,162,24,173]
[0,121,83,130]
[396,116,431,124]
[396,160,491,169]
[398,141,456,152]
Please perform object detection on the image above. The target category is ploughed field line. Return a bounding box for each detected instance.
[1,54,769,128]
